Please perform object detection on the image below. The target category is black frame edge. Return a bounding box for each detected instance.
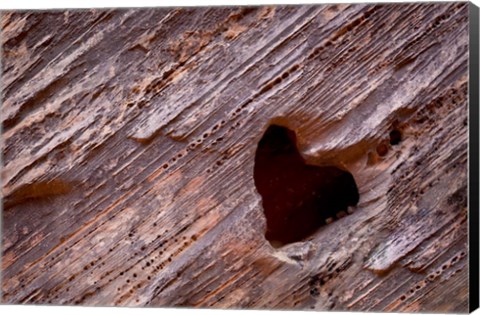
[470,1,480,313]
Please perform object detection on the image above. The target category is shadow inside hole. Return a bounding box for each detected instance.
[253,125,359,248]
[389,129,402,145]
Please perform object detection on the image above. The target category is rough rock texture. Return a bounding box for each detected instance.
[1,3,471,312]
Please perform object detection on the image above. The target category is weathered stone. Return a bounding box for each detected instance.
[1,3,472,312]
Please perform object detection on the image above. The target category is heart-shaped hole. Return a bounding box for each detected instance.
[254,125,359,248]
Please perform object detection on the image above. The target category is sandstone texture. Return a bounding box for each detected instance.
[1,3,471,311]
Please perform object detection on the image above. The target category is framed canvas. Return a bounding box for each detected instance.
[1,0,479,313]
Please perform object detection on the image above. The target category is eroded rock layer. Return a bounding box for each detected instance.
[1,3,470,312]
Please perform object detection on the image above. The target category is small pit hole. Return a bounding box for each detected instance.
[376,143,388,157]
[389,129,402,145]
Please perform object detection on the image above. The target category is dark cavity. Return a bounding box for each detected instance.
[253,125,359,247]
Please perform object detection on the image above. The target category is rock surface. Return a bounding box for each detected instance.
[1,3,470,312]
